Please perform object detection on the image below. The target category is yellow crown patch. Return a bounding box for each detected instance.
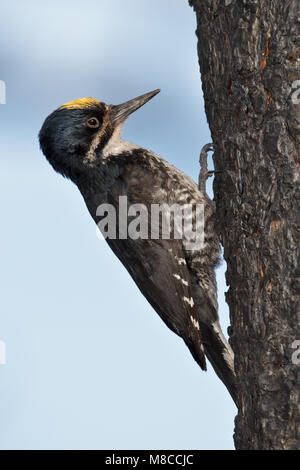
[59,97,101,110]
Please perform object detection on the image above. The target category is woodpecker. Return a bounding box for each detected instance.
[39,89,236,403]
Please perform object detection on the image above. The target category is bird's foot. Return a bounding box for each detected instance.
[198,143,217,193]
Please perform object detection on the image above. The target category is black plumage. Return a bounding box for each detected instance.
[39,90,236,403]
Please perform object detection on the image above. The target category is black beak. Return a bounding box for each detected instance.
[110,89,160,124]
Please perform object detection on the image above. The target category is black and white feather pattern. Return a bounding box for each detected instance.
[80,148,236,402]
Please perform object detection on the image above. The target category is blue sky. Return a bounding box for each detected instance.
[0,0,235,450]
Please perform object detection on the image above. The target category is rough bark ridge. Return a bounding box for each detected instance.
[189,0,300,450]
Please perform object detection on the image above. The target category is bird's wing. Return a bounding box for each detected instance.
[106,236,207,370]
[94,152,210,369]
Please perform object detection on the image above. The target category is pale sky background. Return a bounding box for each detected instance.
[0,0,235,450]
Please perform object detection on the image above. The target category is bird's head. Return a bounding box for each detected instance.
[39,89,160,180]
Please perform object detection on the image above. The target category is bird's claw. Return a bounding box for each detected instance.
[198,143,217,193]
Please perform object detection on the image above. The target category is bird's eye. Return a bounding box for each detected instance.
[86,117,100,129]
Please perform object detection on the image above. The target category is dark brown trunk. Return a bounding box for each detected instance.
[190,0,300,450]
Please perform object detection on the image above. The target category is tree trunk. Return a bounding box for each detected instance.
[189,0,300,450]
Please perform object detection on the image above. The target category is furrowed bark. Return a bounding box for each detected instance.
[189,0,300,450]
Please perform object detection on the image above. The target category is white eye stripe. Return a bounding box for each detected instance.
[84,129,103,164]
